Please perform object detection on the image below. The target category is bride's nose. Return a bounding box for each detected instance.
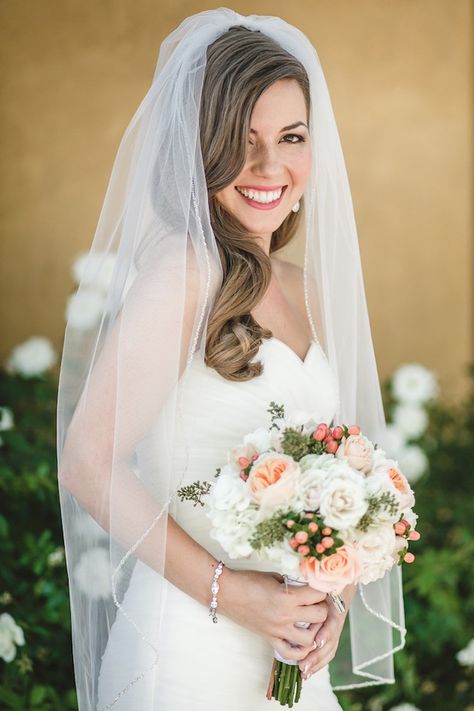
[250,143,283,178]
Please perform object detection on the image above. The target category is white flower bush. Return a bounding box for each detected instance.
[47,546,65,567]
[0,612,25,662]
[65,288,107,330]
[392,403,428,439]
[5,336,57,377]
[71,251,117,292]
[377,423,406,459]
[396,444,429,484]
[0,406,14,432]
[73,546,123,600]
[389,704,422,711]
[456,637,474,666]
[392,363,439,405]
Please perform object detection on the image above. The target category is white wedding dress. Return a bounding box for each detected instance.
[97,337,343,710]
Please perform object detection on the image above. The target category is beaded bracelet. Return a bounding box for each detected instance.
[209,560,225,623]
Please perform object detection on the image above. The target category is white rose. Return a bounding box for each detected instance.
[243,427,275,454]
[5,336,57,377]
[376,424,406,460]
[396,445,428,484]
[208,506,260,558]
[456,638,474,666]
[297,467,329,511]
[47,547,65,567]
[364,472,401,524]
[72,251,117,292]
[73,547,123,600]
[319,465,368,529]
[0,613,25,663]
[392,363,439,405]
[0,407,14,432]
[357,524,396,583]
[208,474,250,512]
[392,403,428,439]
[66,288,107,330]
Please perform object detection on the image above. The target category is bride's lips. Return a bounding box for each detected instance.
[235,185,287,210]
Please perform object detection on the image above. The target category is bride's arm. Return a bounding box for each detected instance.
[58,253,327,663]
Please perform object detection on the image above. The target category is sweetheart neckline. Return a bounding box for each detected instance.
[261,336,324,366]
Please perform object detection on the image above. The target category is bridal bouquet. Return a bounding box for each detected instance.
[178,402,420,707]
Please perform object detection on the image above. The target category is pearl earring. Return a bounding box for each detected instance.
[291,200,300,213]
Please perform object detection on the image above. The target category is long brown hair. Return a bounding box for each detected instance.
[199,26,311,381]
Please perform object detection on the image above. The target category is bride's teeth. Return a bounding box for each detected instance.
[236,187,283,203]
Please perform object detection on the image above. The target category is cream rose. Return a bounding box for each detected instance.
[299,544,361,594]
[335,434,375,474]
[246,453,299,508]
[319,468,368,529]
[356,524,397,583]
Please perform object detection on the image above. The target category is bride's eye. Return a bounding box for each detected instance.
[281,133,305,144]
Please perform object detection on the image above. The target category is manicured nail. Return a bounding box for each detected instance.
[302,663,309,675]
[318,638,326,649]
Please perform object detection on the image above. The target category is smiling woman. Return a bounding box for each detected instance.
[57,9,404,711]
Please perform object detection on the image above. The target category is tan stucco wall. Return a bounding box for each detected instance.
[0,0,472,402]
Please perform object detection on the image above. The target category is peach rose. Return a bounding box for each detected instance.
[387,465,415,510]
[299,544,361,594]
[246,453,299,508]
[335,434,374,474]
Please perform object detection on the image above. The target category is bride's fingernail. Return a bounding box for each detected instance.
[318,638,326,648]
[302,663,309,675]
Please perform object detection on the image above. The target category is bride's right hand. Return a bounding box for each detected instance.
[218,568,328,662]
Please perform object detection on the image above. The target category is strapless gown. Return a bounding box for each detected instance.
[97,337,343,710]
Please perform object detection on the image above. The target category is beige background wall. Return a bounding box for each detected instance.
[0,0,472,402]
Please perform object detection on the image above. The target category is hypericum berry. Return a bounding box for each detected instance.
[297,545,310,556]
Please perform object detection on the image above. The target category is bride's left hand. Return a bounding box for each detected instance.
[297,584,356,681]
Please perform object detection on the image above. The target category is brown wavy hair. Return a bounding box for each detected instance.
[199,26,311,381]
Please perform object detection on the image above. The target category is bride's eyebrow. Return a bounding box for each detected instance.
[249,121,308,134]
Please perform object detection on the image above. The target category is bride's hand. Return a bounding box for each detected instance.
[297,583,357,680]
[218,568,328,662]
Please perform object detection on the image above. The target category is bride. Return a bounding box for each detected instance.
[57,9,405,710]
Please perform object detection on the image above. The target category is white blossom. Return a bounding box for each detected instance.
[397,445,429,484]
[72,510,108,543]
[47,547,65,567]
[0,407,14,432]
[0,613,25,663]
[376,423,406,460]
[392,403,428,439]
[356,525,396,584]
[392,363,439,405]
[389,704,422,711]
[73,547,123,600]
[66,288,107,330]
[72,251,117,292]
[319,465,368,529]
[5,337,57,377]
[456,638,474,666]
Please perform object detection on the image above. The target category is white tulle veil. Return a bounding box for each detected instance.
[56,7,406,709]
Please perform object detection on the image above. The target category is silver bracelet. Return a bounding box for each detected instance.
[209,560,225,623]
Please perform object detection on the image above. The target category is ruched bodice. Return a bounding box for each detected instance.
[97,337,342,711]
[170,337,340,570]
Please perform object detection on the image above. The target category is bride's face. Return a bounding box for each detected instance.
[214,78,312,239]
